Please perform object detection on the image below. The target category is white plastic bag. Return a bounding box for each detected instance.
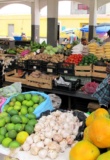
[71,43,83,54]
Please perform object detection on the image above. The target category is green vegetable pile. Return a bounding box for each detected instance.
[30,41,47,52]
[79,53,98,66]
[43,45,63,55]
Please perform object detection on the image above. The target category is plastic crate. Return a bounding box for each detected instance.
[28,60,41,71]
[58,62,74,75]
[14,36,22,41]
[16,60,28,70]
[41,61,58,74]
[53,77,81,91]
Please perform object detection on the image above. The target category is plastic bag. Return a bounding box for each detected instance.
[0,82,22,98]
[71,43,83,54]
[1,91,54,118]
[81,82,99,94]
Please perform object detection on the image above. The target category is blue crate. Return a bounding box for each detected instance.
[14,36,22,41]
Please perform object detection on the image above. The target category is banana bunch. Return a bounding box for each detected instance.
[103,42,110,59]
[88,42,99,54]
[16,46,24,54]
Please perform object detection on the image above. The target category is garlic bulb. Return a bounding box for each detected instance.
[45,131,53,139]
[30,146,40,155]
[48,142,60,152]
[36,141,44,148]
[38,149,48,159]
[66,136,74,145]
[53,134,63,143]
[31,143,36,148]
[60,139,68,152]
[48,150,58,159]
[44,138,52,146]
[26,136,33,145]
[22,143,30,151]
[61,130,70,138]
[34,125,42,132]
[33,135,40,143]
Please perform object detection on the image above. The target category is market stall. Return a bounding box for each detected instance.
[0,39,110,159]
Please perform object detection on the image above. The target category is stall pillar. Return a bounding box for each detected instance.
[47,0,58,46]
[88,0,97,41]
[31,0,40,42]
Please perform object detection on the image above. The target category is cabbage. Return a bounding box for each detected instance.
[57,45,63,49]
[52,47,58,53]
[43,50,48,54]
[49,51,55,55]
[46,45,53,51]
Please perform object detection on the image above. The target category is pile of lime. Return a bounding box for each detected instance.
[0,93,45,149]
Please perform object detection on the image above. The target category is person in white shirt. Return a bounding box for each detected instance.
[69,32,77,44]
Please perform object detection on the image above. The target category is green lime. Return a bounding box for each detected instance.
[11,115,22,124]
[0,112,8,118]
[28,119,37,126]
[14,105,21,111]
[20,108,27,115]
[21,105,27,109]
[15,101,21,107]
[9,140,21,148]
[9,109,18,116]
[20,115,29,124]
[2,137,12,147]
[15,124,24,132]
[8,130,17,139]
[33,104,39,109]
[0,135,5,144]
[25,124,34,134]
[9,102,15,107]
[27,113,36,119]
[0,118,5,127]
[24,93,32,101]
[7,107,13,113]
[0,127,7,135]
[22,100,28,105]
[26,100,34,107]
[31,95,40,103]
[16,94,24,102]
[5,116,11,123]
[5,133,8,138]
[28,107,34,113]
[3,105,9,112]
[39,96,45,103]
[10,97,16,102]
[6,123,15,131]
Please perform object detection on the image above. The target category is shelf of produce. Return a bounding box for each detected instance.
[3,81,98,110]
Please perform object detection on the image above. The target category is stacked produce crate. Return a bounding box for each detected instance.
[103,42,110,59]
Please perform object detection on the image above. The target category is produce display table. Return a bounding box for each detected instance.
[3,82,97,110]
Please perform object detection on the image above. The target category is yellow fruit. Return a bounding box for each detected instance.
[87,117,110,148]
[86,108,109,126]
[16,131,29,144]
[69,140,100,160]
[96,151,110,160]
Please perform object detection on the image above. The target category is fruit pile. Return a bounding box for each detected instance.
[69,108,110,160]
[0,93,45,149]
